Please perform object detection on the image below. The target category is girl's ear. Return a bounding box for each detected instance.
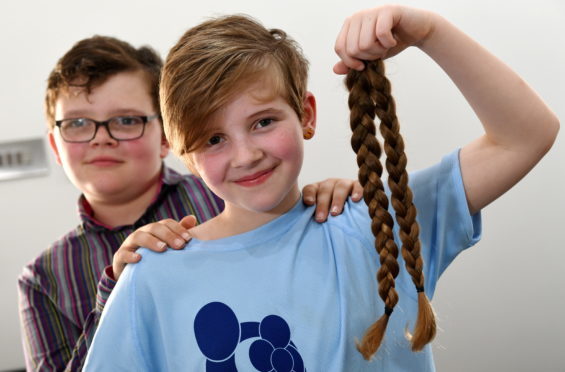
[48,131,63,165]
[301,92,317,140]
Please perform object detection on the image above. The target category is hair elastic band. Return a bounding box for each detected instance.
[416,286,425,293]
[384,306,394,316]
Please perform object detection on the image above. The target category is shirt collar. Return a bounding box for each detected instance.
[78,165,184,231]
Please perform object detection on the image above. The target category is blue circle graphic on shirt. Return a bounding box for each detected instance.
[194,302,306,371]
[271,348,294,372]
[194,302,240,361]
[259,315,291,348]
[248,339,273,371]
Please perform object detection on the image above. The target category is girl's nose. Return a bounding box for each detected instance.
[230,141,263,168]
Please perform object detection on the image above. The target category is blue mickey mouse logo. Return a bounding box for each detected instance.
[194,302,306,372]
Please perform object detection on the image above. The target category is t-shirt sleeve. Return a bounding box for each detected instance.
[344,149,481,298]
[406,149,481,297]
[83,262,146,371]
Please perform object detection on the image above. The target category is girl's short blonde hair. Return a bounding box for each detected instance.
[160,15,309,156]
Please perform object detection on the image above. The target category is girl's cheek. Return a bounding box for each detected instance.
[193,153,224,184]
[272,129,303,160]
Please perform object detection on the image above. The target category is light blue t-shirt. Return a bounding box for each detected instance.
[84,150,481,371]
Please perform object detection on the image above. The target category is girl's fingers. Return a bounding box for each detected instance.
[335,20,364,71]
[374,7,397,49]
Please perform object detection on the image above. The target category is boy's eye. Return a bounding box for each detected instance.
[65,118,89,128]
[256,118,273,128]
[207,135,223,146]
[116,116,143,126]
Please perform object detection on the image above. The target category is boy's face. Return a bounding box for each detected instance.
[187,83,316,216]
[49,70,169,204]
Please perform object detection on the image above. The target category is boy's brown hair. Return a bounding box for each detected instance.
[45,35,162,129]
[160,15,309,157]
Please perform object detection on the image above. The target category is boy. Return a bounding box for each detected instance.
[17,35,361,371]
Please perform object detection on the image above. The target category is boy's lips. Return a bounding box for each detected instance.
[86,156,123,166]
[234,167,275,187]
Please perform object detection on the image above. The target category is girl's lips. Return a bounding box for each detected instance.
[234,168,274,187]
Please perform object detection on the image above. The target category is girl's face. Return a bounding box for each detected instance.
[188,84,316,218]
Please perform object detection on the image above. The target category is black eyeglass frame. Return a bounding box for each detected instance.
[54,114,161,143]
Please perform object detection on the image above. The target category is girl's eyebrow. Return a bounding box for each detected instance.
[246,107,285,121]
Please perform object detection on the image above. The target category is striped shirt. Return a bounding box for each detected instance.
[17,166,224,371]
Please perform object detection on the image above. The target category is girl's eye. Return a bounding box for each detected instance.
[256,118,273,128]
[207,135,223,146]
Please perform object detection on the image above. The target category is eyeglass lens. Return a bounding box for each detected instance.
[60,116,146,142]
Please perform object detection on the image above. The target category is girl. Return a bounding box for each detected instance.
[84,5,558,371]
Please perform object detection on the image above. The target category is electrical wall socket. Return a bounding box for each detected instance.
[0,138,49,181]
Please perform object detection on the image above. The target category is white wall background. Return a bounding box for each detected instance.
[0,0,563,370]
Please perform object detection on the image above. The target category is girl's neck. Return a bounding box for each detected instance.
[85,178,162,228]
[190,187,301,241]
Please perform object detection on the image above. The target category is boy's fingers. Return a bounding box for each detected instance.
[120,250,143,264]
[125,230,167,251]
[137,221,189,250]
[351,180,363,201]
[179,215,197,230]
[305,179,362,221]
[159,218,192,244]
[313,179,335,222]
[112,249,141,281]
[327,179,353,216]
[301,184,318,205]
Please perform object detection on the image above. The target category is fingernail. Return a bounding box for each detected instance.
[182,232,190,240]
[352,193,361,200]
[331,206,339,215]
[174,239,184,248]
[157,241,166,249]
[316,212,325,221]
[304,196,314,204]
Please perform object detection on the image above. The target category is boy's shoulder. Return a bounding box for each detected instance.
[18,224,87,288]
[162,167,224,212]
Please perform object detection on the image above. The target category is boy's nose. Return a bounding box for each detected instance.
[90,125,118,147]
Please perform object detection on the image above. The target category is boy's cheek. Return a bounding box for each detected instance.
[48,132,64,165]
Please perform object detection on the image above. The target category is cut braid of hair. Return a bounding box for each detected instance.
[346,60,436,359]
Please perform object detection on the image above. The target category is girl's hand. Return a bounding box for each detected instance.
[334,5,436,74]
[111,216,196,280]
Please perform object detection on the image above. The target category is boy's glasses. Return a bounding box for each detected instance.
[55,114,160,143]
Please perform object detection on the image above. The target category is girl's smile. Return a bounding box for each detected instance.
[233,167,276,187]
[184,83,316,238]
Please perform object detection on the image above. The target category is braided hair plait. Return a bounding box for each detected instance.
[346,60,436,359]
[346,61,400,360]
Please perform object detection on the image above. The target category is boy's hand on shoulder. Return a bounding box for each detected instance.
[302,178,363,222]
[333,4,436,74]
[111,216,196,280]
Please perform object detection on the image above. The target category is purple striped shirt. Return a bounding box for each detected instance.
[17,166,224,371]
